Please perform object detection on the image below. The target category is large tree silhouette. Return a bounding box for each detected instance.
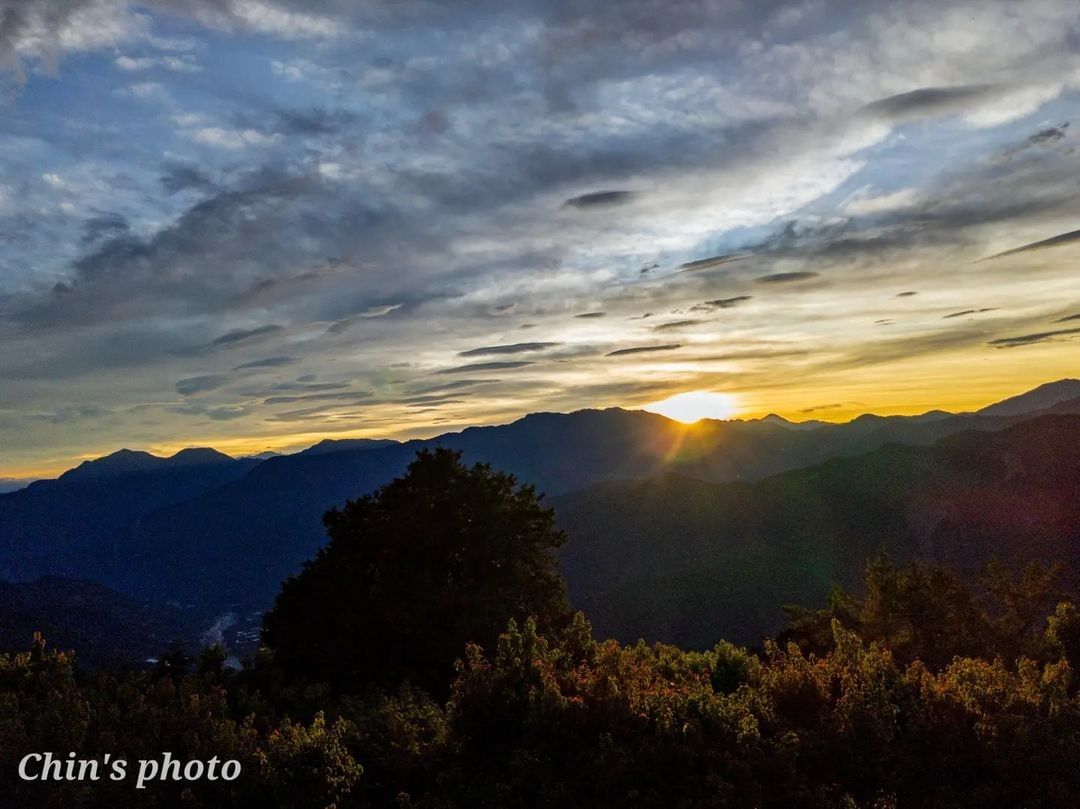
[262,447,569,692]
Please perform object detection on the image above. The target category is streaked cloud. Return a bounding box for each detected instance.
[606,344,682,357]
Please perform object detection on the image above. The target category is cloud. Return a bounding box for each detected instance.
[861,85,1000,122]
[943,308,997,319]
[842,187,918,216]
[358,304,403,318]
[263,391,369,405]
[81,213,129,244]
[210,325,284,347]
[458,342,559,356]
[263,381,347,393]
[3,0,1080,474]
[1056,313,1080,323]
[169,403,250,420]
[401,394,469,406]
[435,361,534,374]
[981,228,1080,261]
[1000,123,1069,158]
[29,405,109,424]
[689,296,752,312]
[273,107,358,136]
[115,54,200,73]
[575,312,606,319]
[410,380,495,397]
[188,127,280,150]
[160,162,216,194]
[121,81,169,101]
[800,403,845,413]
[988,327,1080,348]
[605,344,682,357]
[680,348,809,363]
[562,190,636,209]
[755,272,820,284]
[233,356,297,370]
[176,374,232,395]
[678,254,744,272]
[896,291,918,297]
[653,320,700,331]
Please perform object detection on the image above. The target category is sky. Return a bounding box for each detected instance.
[0,0,1078,479]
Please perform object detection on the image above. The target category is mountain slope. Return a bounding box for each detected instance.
[108,401,1079,611]
[3,382,1078,628]
[552,415,1080,649]
[0,577,200,668]
[977,378,1080,417]
[0,454,260,582]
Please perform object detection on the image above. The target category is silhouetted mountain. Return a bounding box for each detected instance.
[0,577,199,668]
[60,447,235,482]
[978,378,1080,417]
[0,453,260,583]
[553,415,1080,649]
[2,381,1078,650]
[299,438,400,456]
[243,451,283,461]
[752,413,828,430]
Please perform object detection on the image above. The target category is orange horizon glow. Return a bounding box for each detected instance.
[6,371,1075,481]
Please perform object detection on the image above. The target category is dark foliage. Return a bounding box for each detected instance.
[779,554,1064,669]
[262,448,570,693]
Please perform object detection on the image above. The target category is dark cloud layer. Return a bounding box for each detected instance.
[211,325,285,347]
[690,296,752,312]
[606,344,681,357]
[458,342,559,357]
[1001,123,1069,158]
[679,255,743,272]
[989,327,1080,348]
[982,228,1080,261]
[81,214,129,245]
[562,190,636,209]
[653,320,700,331]
[943,308,997,319]
[755,272,820,284]
[435,361,534,374]
[176,375,231,395]
[861,84,999,121]
[233,356,298,370]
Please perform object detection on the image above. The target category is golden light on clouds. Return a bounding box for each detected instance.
[643,391,740,423]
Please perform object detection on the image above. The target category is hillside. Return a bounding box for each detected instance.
[81,399,1080,611]
[0,452,260,583]
[0,577,201,668]
[553,415,1080,648]
[1,382,1078,650]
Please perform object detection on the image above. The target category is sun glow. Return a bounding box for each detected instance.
[643,391,740,423]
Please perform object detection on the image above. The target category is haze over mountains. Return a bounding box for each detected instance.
[0,379,1077,662]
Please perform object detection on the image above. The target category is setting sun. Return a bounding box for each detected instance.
[643,391,740,423]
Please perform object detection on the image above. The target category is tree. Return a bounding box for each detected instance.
[261,448,570,693]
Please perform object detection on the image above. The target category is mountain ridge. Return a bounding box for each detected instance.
[1,380,1078,658]
[553,414,1080,648]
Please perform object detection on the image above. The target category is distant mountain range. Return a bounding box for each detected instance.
[555,414,1080,648]
[0,379,1077,663]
